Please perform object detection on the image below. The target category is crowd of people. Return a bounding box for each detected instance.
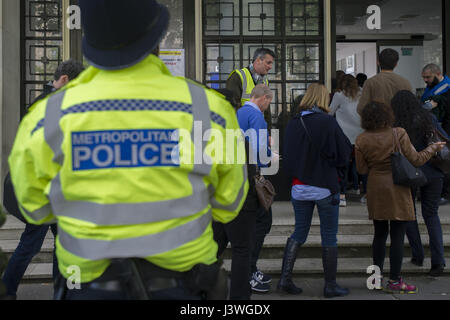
[1,0,449,300]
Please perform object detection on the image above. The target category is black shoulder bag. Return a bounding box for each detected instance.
[391,128,427,188]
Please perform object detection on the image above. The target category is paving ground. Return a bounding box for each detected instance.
[13,275,450,300]
[3,196,450,300]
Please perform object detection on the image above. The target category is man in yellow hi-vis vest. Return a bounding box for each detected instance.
[8,0,247,300]
[226,48,275,129]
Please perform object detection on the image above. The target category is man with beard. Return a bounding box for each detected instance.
[421,64,450,134]
[421,64,450,204]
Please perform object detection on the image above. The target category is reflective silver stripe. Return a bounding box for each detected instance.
[239,69,251,100]
[44,91,66,166]
[435,83,449,95]
[45,83,213,225]
[57,210,212,260]
[19,203,52,221]
[210,159,248,212]
[48,173,210,225]
[187,81,212,176]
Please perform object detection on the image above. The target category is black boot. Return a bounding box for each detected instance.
[277,238,303,294]
[322,247,349,298]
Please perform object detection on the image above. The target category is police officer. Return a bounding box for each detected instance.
[8,0,247,300]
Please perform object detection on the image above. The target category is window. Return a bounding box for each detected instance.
[203,0,324,126]
[21,0,63,115]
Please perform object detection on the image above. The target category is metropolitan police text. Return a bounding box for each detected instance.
[71,125,277,170]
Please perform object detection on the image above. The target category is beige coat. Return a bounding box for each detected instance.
[355,127,438,221]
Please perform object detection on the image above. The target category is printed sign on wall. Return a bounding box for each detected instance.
[160,49,185,77]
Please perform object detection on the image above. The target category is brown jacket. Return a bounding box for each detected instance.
[356,71,413,115]
[355,127,438,221]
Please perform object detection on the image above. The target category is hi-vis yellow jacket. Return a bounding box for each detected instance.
[9,54,248,283]
[228,68,269,106]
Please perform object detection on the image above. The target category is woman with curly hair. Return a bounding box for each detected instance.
[355,101,445,293]
[392,90,447,277]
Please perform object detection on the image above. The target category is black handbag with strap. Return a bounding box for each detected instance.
[391,128,427,188]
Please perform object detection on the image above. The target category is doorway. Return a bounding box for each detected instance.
[336,42,377,78]
[336,41,425,96]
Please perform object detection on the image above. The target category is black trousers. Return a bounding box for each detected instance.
[213,208,257,300]
[407,178,446,266]
[372,220,408,281]
[250,206,272,274]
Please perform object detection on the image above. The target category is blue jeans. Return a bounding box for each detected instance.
[407,178,446,266]
[2,223,58,296]
[291,194,340,247]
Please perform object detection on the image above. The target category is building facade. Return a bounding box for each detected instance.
[1,0,449,200]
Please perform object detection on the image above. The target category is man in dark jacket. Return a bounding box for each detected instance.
[1,60,84,300]
[29,60,85,109]
[421,64,450,134]
[421,64,450,201]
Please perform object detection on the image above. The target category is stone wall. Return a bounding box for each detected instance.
[1,0,21,201]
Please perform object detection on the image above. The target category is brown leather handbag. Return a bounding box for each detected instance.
[254,167,276,211]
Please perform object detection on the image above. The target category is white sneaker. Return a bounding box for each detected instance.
[347,189,360,195]
[249,279,270,293]
[360,195,367,204]
[339,199,347,207]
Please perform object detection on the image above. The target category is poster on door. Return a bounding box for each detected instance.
[160,49,185,77]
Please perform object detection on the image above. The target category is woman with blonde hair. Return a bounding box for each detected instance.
[278,83,352,298]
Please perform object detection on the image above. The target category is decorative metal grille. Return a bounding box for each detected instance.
[202,0,324,126]
[21,0,63,113]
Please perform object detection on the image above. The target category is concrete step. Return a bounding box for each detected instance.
[0,216,55,240]
[22,263,53,281]
[1,239,54,263]
[269,220,450,236]
[270,202,450,235]
[222,234,450,259]
[17,257,450,283]
[223,257,450,276]
[4,232,450,263]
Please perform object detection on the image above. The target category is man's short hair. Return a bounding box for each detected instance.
[356,73,368,87]
[251,84,273,99]
[422,63,441,74]
[54,60,85,81]
[252,48,276,63]
[378,49,399,70]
